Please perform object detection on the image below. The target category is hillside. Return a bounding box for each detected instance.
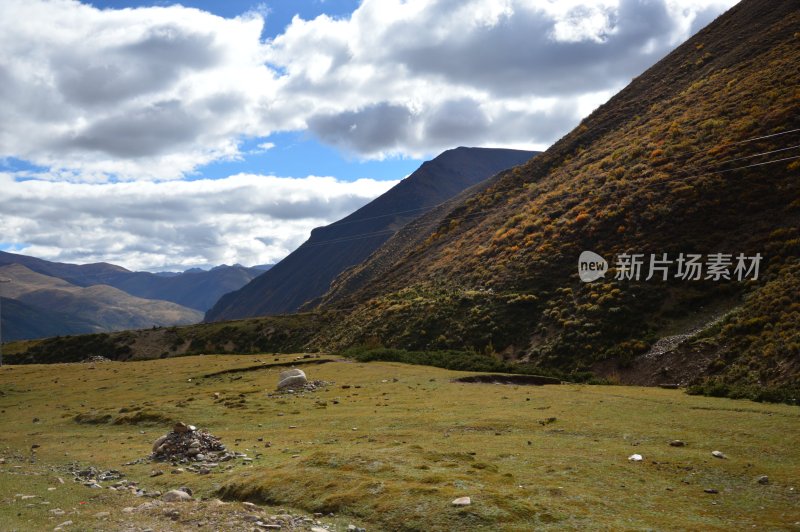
[0,297,100,340]
[0,264,202,341]
[204,147,536,322]
[308,0,800,399]
[0,251,263,311]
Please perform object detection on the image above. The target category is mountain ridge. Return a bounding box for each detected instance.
[0,250,264,312]
[205,146,537,321]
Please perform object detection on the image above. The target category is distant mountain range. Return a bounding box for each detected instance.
[205,147,537,322]
[0,251,267,312]
[0,252,269,341]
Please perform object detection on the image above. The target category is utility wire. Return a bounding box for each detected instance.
[299,127,800,234]
[299,149,800,249]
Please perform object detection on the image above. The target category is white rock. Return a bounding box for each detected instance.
[278,369,308,390]
[628,454,643,462]
[711,451,727,459]
[162,489,192,502]
[452,496,471,506]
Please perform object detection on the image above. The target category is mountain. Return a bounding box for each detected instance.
[205,147,537,321]
[308,0,800,399]
[0,251,264,311]
[0,263,203,341]
[0,297,99,341]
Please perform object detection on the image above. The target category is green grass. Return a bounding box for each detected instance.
[1,355,799,530]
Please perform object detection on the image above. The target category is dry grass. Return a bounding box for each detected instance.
[1,355,799,530]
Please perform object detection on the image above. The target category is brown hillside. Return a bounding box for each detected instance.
[311,0,800,399]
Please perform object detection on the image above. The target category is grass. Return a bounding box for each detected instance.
[1,355,799,530]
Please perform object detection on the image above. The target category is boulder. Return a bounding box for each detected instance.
[277,369,308,390]
[162,489,192,502]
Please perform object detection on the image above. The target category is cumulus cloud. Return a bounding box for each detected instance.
[0,0,737,270]
[0,0,737,178]
[0,173,397,271]
[267,0,737,157]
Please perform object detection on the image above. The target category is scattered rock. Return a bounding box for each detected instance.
[628,454,643,462]
[711,451,727,459]
[669,440,686,447]
[83,355,112,363]
[757,475,769,485]
[452,496,471,506]
[704,488,719,494]
[162,489,192,502]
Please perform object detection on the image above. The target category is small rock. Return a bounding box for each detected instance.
[150,470,164,477]
[757,475,769,485]
[94,512,110,518]
[628,454,643,462]
[173,422,190,434]
[452,496,471,506]
[704,488,719,494]
[669,440,685,447]
[310,528,329,532]
[711,451,727,459]
[162,489,192,502]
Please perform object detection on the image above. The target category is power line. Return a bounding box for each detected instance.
[297,149,800,249]
[296,127,800,237]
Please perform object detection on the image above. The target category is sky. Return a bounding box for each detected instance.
[0,0,737,272]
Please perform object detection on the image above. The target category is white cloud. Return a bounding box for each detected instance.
[0,0,737,270]
[0,172,397,271]
[0,0,737,180]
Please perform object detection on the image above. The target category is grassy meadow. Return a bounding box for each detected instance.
[1,354,798,531]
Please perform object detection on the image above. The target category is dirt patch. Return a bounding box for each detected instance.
[452,374,561,385]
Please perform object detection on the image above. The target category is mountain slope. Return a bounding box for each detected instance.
[0,264,202,340]
[205,147,536,321]
[310,0,800,397]
[0,297,101,341]
[0,251,263,311]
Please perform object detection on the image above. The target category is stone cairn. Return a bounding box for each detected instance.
[151,422,229,463]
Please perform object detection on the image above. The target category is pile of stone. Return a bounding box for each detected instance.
[151,422,230,463]
[82,355,112,363]
[275,368,331,394]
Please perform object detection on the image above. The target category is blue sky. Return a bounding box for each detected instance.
[0,0,736,270]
